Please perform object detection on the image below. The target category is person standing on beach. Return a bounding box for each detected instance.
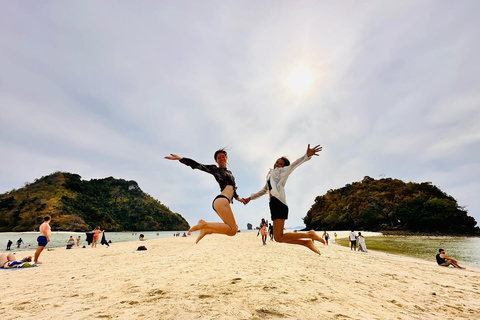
[165,149,245,244]
[91,227,103,248]
[6,240,13,250]
[334,232,337,243]
[76,236,81,246]
[349,230,357,251]
[243,144,326,255]
[436,249,465,269]
[268,223,274,241]
[34,216,51,264]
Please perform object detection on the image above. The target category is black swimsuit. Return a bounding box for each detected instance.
[180,158,238,211]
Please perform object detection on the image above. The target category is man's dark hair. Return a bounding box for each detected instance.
[281,157,290,166]
[44,216,51,221]
[439,248,444,253]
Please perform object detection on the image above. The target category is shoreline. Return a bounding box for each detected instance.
[2,232,479,319]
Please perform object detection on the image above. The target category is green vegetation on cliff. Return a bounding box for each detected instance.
[304,176,479,234]
[0,172,190,232]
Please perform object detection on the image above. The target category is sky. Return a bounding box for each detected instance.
[1,1,479,230]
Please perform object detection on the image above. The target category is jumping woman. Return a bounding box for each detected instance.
[165,149,244,244]
[243,144,325,255]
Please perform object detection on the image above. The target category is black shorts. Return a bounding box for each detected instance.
[212,194,231,212]
[269,196,289,220]
[350,240,356,246]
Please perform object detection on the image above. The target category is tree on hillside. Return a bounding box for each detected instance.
[304,177,478,234]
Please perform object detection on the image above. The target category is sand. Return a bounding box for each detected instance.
[1,231,479,320]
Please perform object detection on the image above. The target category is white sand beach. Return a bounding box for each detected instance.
[1,231,479,320]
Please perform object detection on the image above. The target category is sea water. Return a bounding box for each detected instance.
[0,230,189,252]
[337,236,480,269]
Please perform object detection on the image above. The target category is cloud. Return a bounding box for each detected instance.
[1,1,480,229]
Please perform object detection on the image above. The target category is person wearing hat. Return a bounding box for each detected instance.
[436,249,465,269]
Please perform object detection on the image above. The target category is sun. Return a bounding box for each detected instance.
[287,64,314,94]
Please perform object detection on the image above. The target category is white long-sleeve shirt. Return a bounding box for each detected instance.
[250,153,311,206]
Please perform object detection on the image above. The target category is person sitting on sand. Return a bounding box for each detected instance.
[165,148,245,244]
[436,249,465,269]
[0,253,33,269]
[66,236,75,249]
[242,144,326,255]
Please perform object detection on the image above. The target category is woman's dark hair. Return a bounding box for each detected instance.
[214,149,227,161]
[281,157,290,166]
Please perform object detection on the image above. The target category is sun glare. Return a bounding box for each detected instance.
[287,64,314,94]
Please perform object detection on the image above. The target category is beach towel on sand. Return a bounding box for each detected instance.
[1,262,38,270]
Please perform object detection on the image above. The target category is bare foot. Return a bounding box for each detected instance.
[195,229,210,244]
[306,241,322,255]
[308,230,326,245]
[189,219,207,233]
[34,261,43,264]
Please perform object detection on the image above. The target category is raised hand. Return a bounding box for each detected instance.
[306,144,322,157]
[165,154,181,160]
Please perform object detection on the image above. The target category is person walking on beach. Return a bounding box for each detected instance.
[357,232,368,252]
[34,216,51,264]
[436,249,465,269]
[91,227,103,248]
[6,240,13,251]
[16,238,24,248]
[258,218,266,237]
[76,236,81,246]
[260,221,268,245]
[243,144,326,255]
[268,223,274,241]
[165,149,245,244]
[334,232,337,243]
[323,231,330,245]
[349,230,357,251]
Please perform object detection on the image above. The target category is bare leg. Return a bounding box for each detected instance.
[449,260,466,269]
[34,246,45,264]
[0,253,16,266]
[189,219,207,233]
[273,219,323,255]
[189,198,238,244]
